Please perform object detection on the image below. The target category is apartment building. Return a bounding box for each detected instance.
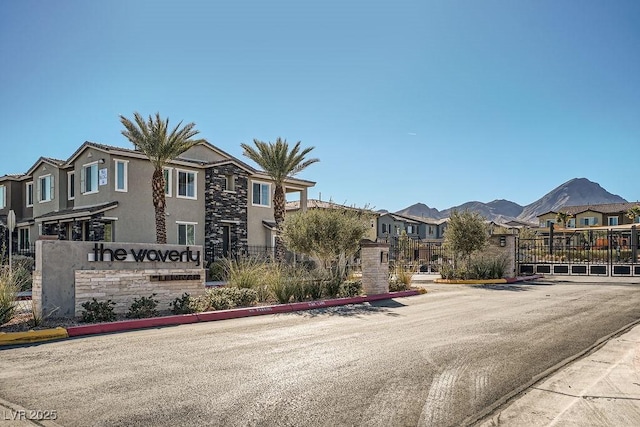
[0,141,315,262]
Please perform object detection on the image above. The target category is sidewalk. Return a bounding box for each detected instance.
[479,322,640,426]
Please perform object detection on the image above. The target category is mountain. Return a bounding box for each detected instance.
[395,203,441,219]
[517,178,627,222]
[440,199,523,221]
[394,178,628,223]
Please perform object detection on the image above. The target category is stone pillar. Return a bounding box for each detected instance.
[360,239,390,295]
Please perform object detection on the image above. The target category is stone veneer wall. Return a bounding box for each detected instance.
[75,269,206,315]
[487,234,517,277]
[204,164,249,261]
[360,240,390,295]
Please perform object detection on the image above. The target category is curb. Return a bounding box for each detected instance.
[1,290,420,343]
[0,327,68,346]
[434,274,543,285]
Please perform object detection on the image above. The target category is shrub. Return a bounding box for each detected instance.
[305,279,323,300]
[389,280,410,292]
[81,298,117,323]
[224,257,267,289]
[0,267,20,325]
[11,256,34,291]
[169,292,199,315]
[339,280,362,297]
[202,287,258,310]
[127,294,159,319]
[208,260,226,281]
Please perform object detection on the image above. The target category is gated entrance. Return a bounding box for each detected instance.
[517,225,640,277]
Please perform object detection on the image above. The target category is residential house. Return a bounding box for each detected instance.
[0,140,315,263]
[377,212,447,241]
[536,202,640,230]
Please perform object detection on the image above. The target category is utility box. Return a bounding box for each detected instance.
[360,239,390,295]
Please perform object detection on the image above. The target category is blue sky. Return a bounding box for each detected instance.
[1,0,638,212]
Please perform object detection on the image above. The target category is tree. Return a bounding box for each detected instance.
[443,210,488,268]
[556,211,573,228]
[120,112,206,244]
[241,138,319,261]
[281,207,373,277]
[626,205,640,222]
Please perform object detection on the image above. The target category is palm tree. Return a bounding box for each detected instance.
[241,138,319,261]
[556,211,573,228]
[120,112,206,244]
[626,205,640,223]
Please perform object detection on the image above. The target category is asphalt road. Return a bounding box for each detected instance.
[2,281,640,427]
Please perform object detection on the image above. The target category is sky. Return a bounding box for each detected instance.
[1,0,638,212]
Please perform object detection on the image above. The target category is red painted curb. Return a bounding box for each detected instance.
[67,313,199,337]
[67,290,420,337]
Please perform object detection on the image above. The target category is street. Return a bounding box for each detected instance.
[1,281,640,427]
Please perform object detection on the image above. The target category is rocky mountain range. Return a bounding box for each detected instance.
[396,178,629,224]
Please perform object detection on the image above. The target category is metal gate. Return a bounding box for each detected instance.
[517,225,640,277]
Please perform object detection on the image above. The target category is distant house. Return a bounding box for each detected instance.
[0,140,316,262]
[536,202,640,229]
[377,212,447,241]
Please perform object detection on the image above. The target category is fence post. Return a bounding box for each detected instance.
[633,225,638,264]
[549,223,554,256]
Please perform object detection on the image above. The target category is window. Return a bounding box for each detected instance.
[545,220,555,227]
[567,218,575,228]
[428,226,434,235]
[104,222,113,242]
[582,217,598,226]
[38,175,54,202]
[82,162,98,194]
[18,228,30,251]
[223,174,235,192]
[0,185,5,208]
[177,170,196,199]
[608,216,618,226]
[252,181,270,207]
[163,168,172,197]
[177,222,196,245]
[407,225,414,234]
[67,172,75,200]
[115,160,128,192]
[26,182,33,207]
[636,216,640,224]
[382,223,388,233]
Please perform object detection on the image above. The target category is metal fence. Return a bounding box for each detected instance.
[377,236,453,272]
[517,226,639,276]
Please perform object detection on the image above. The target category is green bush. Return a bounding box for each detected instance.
[81,298,117,323]
[203,287,258,310]
[126,294,159,319]
[169,292,199,315]
[339,280,362,297]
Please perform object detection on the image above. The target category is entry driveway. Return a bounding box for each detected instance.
[1,281,640,426]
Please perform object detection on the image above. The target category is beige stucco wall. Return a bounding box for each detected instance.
[361,242,390,294]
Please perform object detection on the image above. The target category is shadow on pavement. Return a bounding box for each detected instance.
[292,300,406,318]
[471,284,531,292]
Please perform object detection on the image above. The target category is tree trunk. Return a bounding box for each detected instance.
[152,168,167,244]
[273,184,286,262]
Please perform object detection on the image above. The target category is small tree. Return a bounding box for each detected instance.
[627,205,640,223]
[443,210,488,268]
[281,206,373,278]
[556,212,573,228]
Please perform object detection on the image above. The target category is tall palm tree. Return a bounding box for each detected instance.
[241,138,319,261]
[120,112,206,244]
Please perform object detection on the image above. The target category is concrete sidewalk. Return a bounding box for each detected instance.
[479,322,640,426]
